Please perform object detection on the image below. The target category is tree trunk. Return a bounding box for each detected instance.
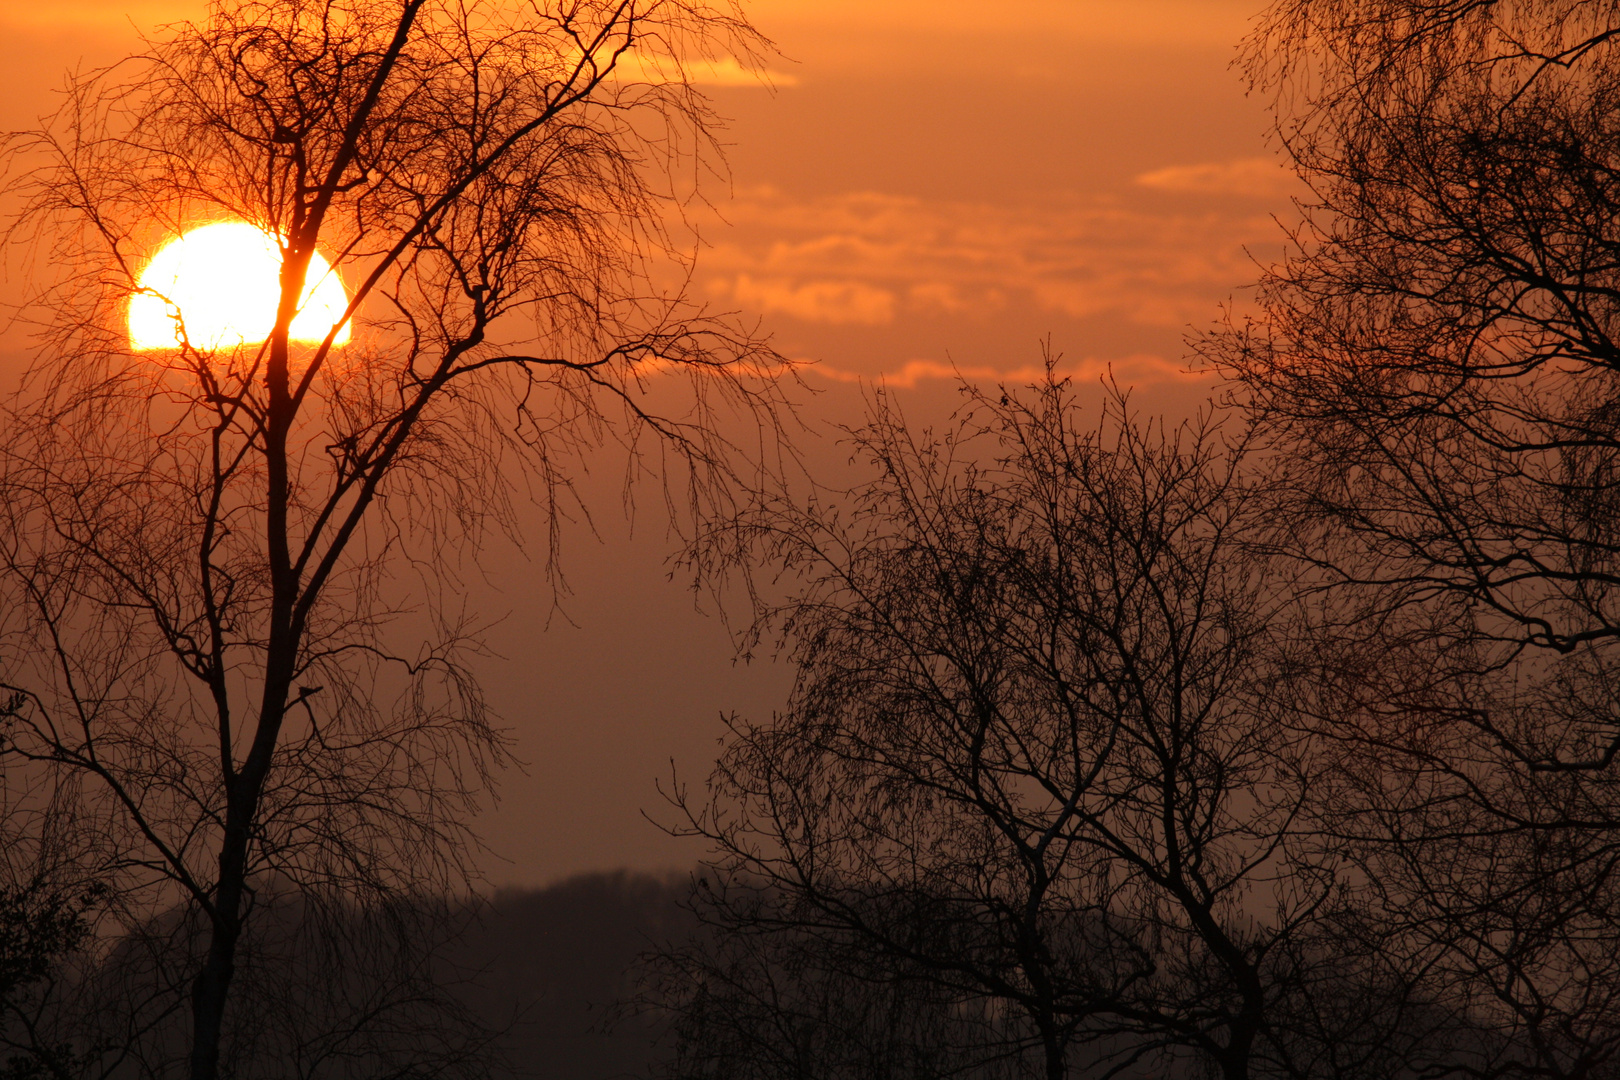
[1040,1015,1066,1080]
[189,316,300,1080]
[189,822,248,1080]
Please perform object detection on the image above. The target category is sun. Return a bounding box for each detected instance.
[128,221,351,352]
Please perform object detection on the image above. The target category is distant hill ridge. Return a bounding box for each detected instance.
[451,871,696,1080]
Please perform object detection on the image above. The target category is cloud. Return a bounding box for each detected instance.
[807,353,1195,388]
[719,274,895,324]
[694,187,1282,332]
[1135,158,1300,197]
[906,282,974,314]
[610,53,798,88]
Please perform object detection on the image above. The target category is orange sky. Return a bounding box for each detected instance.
[701,0,1288,386]
[0,0,1291,886]
[1,0,1286,387]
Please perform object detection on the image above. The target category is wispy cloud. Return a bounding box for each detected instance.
[810,353,1197,388]
[610,53,798,88]
[1135,158,1299,197]
[729,274,893,324]
[699,186,1281,331]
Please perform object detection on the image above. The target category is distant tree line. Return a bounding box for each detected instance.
[0,867,689,1080]
[641,3,1620,1080]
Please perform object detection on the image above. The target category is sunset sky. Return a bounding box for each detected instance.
[0,0,1293,886]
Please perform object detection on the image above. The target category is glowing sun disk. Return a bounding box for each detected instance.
[128,221,351,351]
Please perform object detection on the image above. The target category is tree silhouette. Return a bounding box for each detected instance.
[665,373,1338,1080]
[1214,0,1620,761]
[0,871,101,1080]
[1201,3,1620,1077]
[0,1,790,1078]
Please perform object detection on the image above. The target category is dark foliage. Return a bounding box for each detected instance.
[0,881,101,1080]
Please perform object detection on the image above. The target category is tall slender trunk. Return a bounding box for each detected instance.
[188,577,299,1080]
[188,816,248,1080]
[189,644,298,1080]
[1040,1021,1067,1080]
[188,270,304,1080]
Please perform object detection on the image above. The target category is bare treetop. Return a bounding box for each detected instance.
[0,2,794,1078]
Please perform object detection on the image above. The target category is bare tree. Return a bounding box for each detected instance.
[664,372,1338,1080]
[0,1,791,1077]
[1199,3,1620,1077]
[1212,0,1620,761]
